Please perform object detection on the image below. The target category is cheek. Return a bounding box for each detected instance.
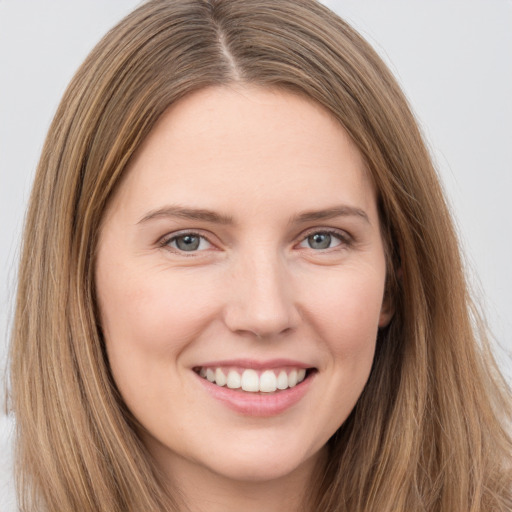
[278,264,386,446]
[304,265,386,349]
[300,263,385,407]
[96,264,220,375]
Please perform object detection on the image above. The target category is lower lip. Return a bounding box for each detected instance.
[195,372,315,417]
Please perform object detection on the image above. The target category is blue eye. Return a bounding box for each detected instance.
[299,231,344,250]
[166,233,212,252]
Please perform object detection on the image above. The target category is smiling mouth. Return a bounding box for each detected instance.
[193,366,315,393]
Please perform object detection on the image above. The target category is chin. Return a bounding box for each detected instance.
[198,440,325,484]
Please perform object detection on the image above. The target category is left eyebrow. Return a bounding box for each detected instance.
[290,205,370,225]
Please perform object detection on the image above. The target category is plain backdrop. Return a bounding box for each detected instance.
[1,1,511,509]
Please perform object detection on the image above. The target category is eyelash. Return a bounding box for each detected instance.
[159,228,353,254]
[298,228,352,251]
[159,231,211,255]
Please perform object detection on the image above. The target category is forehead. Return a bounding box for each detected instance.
[108,85,377,223]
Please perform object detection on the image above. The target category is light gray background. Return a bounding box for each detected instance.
[1,1,511,509]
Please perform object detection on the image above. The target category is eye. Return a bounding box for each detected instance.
[298,230,347,250]
[164,233,213,252]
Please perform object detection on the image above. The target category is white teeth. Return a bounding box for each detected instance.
[199,366,309,392]
[215,368,227,387]
[276,370,288,390]
[241,369,259,392]
[226,370,241,389]
[259,370,277,392]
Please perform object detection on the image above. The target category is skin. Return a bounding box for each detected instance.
[95,85,393,512]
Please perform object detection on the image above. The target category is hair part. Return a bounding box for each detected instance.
[9,1,511,511]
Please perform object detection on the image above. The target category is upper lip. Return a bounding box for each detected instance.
[193,358,314,370]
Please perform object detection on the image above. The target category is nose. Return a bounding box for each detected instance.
[222,249,300,339]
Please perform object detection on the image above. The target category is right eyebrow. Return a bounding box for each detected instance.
[137,205,235,225]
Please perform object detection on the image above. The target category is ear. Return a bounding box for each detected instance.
[378,266,401,328]
[378,296,395,328]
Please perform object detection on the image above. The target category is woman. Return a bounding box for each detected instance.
[9,0,511,510]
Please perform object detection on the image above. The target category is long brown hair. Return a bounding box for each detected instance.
[9,1,511,510]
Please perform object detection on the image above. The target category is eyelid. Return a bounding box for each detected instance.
[295,227,353,249]
[159,230,217,253]
[157,226,353,254]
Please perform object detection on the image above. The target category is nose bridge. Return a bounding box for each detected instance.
[223,245,299,337]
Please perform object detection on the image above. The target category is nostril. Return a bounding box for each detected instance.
[222,280,301,338]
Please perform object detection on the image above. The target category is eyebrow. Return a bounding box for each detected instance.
[137,206,234,225]
[137,204,370,226]
[291,206,370,225]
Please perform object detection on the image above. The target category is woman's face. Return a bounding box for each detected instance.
[96,86,392,488]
